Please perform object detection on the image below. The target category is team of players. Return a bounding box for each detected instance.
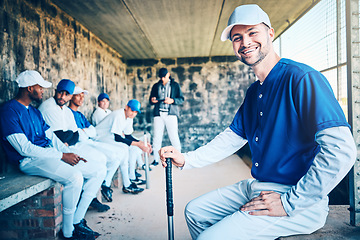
[0,72,152,240]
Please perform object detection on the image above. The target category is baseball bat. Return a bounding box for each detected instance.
[166,157,174,240]
[144,131,150,189]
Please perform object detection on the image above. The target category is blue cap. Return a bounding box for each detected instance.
[56,79,75,94]
[127,99,141,113]
[98,93,110,102]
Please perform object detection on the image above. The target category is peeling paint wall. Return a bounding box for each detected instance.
[126,57,255,152]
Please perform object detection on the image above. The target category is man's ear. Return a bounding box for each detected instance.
[268,28,275,41]
[27,86,33,93]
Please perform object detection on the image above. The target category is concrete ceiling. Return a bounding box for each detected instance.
[51,0,319,60]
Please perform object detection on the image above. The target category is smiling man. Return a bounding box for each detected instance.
[159,4,356,239]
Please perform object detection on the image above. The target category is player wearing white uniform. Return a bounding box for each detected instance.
[69,87,141,200]
[38,79,110,236]
[0,71,105,240]
[91,93,112,126]
[95,100,152,191]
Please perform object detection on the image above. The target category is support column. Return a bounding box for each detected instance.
[347,0,360,227]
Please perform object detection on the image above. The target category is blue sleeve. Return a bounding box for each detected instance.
[0,107,23,138]
[229,104,246,139]
[72,110,91,129]
[81,113,91,128]
[35,107,50,133]
[294,71,350,137]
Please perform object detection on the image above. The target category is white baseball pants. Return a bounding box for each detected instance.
[153,112,181,162]
[86,140,123,188]
[185,179,328,240]
[128,145,143,180]
[19,143,106,237]
[97,139,132,187]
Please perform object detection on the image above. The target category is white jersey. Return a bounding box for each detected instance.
[95,109,133,142]
[39,97,88,142]
[38,97,78,132]
[92,108,112,126]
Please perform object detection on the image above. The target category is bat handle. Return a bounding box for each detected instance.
[166,158,174,240]
[166,158,173,216]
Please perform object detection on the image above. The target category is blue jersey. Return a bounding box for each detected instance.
[230,58,349,185]
[70,109,91,129]
[0,99,51,164]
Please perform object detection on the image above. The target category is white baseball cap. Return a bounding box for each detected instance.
[16,70,52,88]
[220,4,271,41]
[73,86,89,95]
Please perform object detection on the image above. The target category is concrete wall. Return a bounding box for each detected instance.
[0,0,255,160]
[0,0,127,173]
[126,57,255,152]
[0,0,128,116]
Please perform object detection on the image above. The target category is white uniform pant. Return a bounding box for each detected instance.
[19,145,106,235]
[129,145,143,180]
[153,112,181,162]
[185,179,329,240]
[67,142,107,222]
[96,138,132,187]
[86,140,122,187]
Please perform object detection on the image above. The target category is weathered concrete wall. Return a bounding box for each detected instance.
[0,0,127,117]
[126,57,256,152]
[0,0,127,173]
[0,0,255,159]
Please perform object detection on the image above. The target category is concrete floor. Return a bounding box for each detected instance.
[85,154,360,240]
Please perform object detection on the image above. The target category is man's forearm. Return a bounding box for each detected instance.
[183,127,247,169]
[281,126,356,216]
[7,133,63,160]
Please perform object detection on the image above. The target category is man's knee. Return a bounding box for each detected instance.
[185,199,199,222]
[61,169,84,189]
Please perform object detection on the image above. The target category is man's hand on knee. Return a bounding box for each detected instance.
[240,191,288,217]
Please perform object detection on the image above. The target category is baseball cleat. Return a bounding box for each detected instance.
[130,177,146,185]
[122,182,144,194]
[101,184,113,202]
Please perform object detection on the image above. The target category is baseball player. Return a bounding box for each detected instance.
[95,99,152,190]
[38,80,112,224]
[91,93,112,126]
[160,4,356,240]
[69,86,143,199]
[0,70,105,239]
[149,68,184,166]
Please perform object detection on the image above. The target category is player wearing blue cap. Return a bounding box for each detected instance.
[91,93,112,126]
[38,79,110,237]
[160,4,356,239]
[95,99,152,193]
[0,71,104,239]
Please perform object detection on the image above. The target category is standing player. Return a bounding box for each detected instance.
[149,68,184,166]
